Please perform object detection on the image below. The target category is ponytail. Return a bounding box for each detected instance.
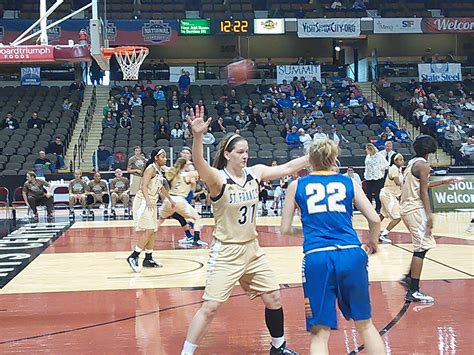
[165,157,187,181]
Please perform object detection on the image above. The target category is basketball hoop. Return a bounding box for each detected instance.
[102,46,149,81]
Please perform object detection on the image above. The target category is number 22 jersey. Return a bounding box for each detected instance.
[295,173,360,253]
[211,168,259,243]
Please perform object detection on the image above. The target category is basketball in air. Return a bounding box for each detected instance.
[226,59,255,86]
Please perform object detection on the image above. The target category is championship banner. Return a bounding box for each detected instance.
[170,66,196,82]
[21,67,41,86]
[430,175,474,212]
[297,19,360,38]
[421,17,474,33]
[277,65,321,84]
[418,63,462,82]
[373,18,422,34]
[0,45,55,63]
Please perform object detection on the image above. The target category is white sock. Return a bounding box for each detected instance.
[134,246,142,253]
[381,228,389,236]
[271,336,285,349]
[181,340,198,355]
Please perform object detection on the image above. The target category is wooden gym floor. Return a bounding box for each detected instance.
[0,213,472,354]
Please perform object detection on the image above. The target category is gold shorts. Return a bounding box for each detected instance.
[159,196,200,221]
[129,175,142,196]
[380,190,401,220]
[132,193,158,232]
[401,209,436,252]
[203,239,280,303]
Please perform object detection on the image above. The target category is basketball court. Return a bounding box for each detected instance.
[0,212,472,354]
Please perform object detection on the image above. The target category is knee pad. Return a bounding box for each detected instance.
[413,250,428,259]
[103,194,110,204]
[86,194,95,205]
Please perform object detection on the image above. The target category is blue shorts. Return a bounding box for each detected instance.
[302,247,371,331]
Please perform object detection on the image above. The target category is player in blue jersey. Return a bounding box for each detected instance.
[280,139,385,355]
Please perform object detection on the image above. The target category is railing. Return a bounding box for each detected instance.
[71,86,97,171]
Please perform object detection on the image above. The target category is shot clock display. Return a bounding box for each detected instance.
[214,19,252,35]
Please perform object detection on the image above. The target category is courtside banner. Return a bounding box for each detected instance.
[373,18,422,34]
[297,19,360,38]
[0,45,55,62]
[421,17,474,33]
[418,63,462,82]
[430,175,474,212]
[277,65,321,84]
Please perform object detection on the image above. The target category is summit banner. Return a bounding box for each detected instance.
[297,19,361,38]
[421,17,474,33]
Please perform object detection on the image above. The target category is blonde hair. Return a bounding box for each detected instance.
[308,139,339,170]
[165,157,187,182]
[365,143,378,155]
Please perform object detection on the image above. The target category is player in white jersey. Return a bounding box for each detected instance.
[180,106,308,355]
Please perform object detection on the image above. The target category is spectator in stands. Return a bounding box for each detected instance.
[312,125,327,143]
[129,92,142,108]
[235,109,250,130]
[264,58,276,79]
[120,86,132,98]
[327,124,349,145]
[142,90,156,108]
[94,144,114,171]
[340,108,356,125]
[27,111,49,129]
[285,126,300,148]
[444,125,462,155]
[344,167,362,186]
[178,70,191,94]
[281,122,291,138]
[23,171,53,222]
[153,85,166,102]
[168,95,181,111]
[155,58,170,80]
[279,80,293,96]
[227,89,242,106]
[298,128,312,150]
[119,109,132,129]
[382,127,395,141]
[243,99,255,115]
[171,122,185,139]
[102,111,117,129]
[211,116,226,133]
[256,79,270,95]
[46,136,65,169]
[68,169,89,218]
[260,106,272,122]
[0,112,19,130]
[34,150,56,176]
[301,110,313,128]
[144,79,156,92]
[155,126,170,141]
[454,119,467,137]
[307,122,317,137]
[179,91,194,107]
[69,79,85,92]
[196,99,209,117]
[110,168,130,216]
[375,103,387,119]
[273,111,286,126]
[347,93,360,107]
[277,93,293,109]
[203,128,216,145]
[395,124,412,143]
[62,98,73,111]
[153,116,168,135]
[222,107,234,125]
[374,133,388,150]
[248,107,264,128]
[103,99,116,117]
[435,118,448,146]
[455,137,474,165]
[117,96,130,114]
[90,60,103,86]
[330,0,343,9]
[364,143,388,213]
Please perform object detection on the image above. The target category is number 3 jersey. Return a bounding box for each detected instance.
[295,173,360,253]
[211,168,259,243]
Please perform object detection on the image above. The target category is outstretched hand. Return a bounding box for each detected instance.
[187,105,212,137]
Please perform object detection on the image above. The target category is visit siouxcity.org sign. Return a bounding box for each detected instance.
[430,175,474,212]
[297,19,361,38]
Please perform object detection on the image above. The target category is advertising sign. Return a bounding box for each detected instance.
[421,17,474,33]
[170,66,196,82]
[373,18,423,34]
[180,19,211,35]
[430,175,474,212]
[21,67,41,86]
[297,18,361,38]
[254,19,285,34]
[418,63,462,82]
[277,65,321,84]
[0,45,55,63]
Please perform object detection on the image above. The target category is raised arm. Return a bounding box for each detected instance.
[280,180,298,235]
[188,105,223,196]
[251,155,308,182]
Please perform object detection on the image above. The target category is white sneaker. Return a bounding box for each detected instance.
[179,236,194,244]
[406,290,434,303]
[193,239,208,247]
[379,234,392,243]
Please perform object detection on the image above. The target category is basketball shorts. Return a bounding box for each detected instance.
[159,196,200,221]
[379,190,401,220]
[132,192,158,232]
[303,247,371,331]
[401,208,436,252]
[203,238,280,303]
[129,175,142,196]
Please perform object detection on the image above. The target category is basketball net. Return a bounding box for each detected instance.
[114,47,149,81]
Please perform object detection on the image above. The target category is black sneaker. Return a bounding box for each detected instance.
[143,258,163,268]
[127,255,140,273]
[405,289,434,303]
[270,342,299,355]
[399,275,412,289]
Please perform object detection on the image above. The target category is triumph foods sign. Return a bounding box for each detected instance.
[297,19,361,38]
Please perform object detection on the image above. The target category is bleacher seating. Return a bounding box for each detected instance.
[0,85,83,175]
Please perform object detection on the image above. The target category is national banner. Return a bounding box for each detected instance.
[277,65,321,84]
[21,67,41,86]
[170,66,196,82]
[430,175,474,212]
[421,17,474,33]
[297,19,360,38]
[373,18,422,34]
[418,63,462,82]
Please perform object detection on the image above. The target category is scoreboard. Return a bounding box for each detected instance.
[213,20,253,35]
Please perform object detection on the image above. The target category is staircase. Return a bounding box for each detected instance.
[357,82,451,166]
[80,86,111,171]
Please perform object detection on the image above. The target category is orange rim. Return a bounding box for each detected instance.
[101,46,149,59]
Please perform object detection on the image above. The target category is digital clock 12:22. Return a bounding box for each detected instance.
[216,20,252,34]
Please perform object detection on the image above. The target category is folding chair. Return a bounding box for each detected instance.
[0,186,10,219]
